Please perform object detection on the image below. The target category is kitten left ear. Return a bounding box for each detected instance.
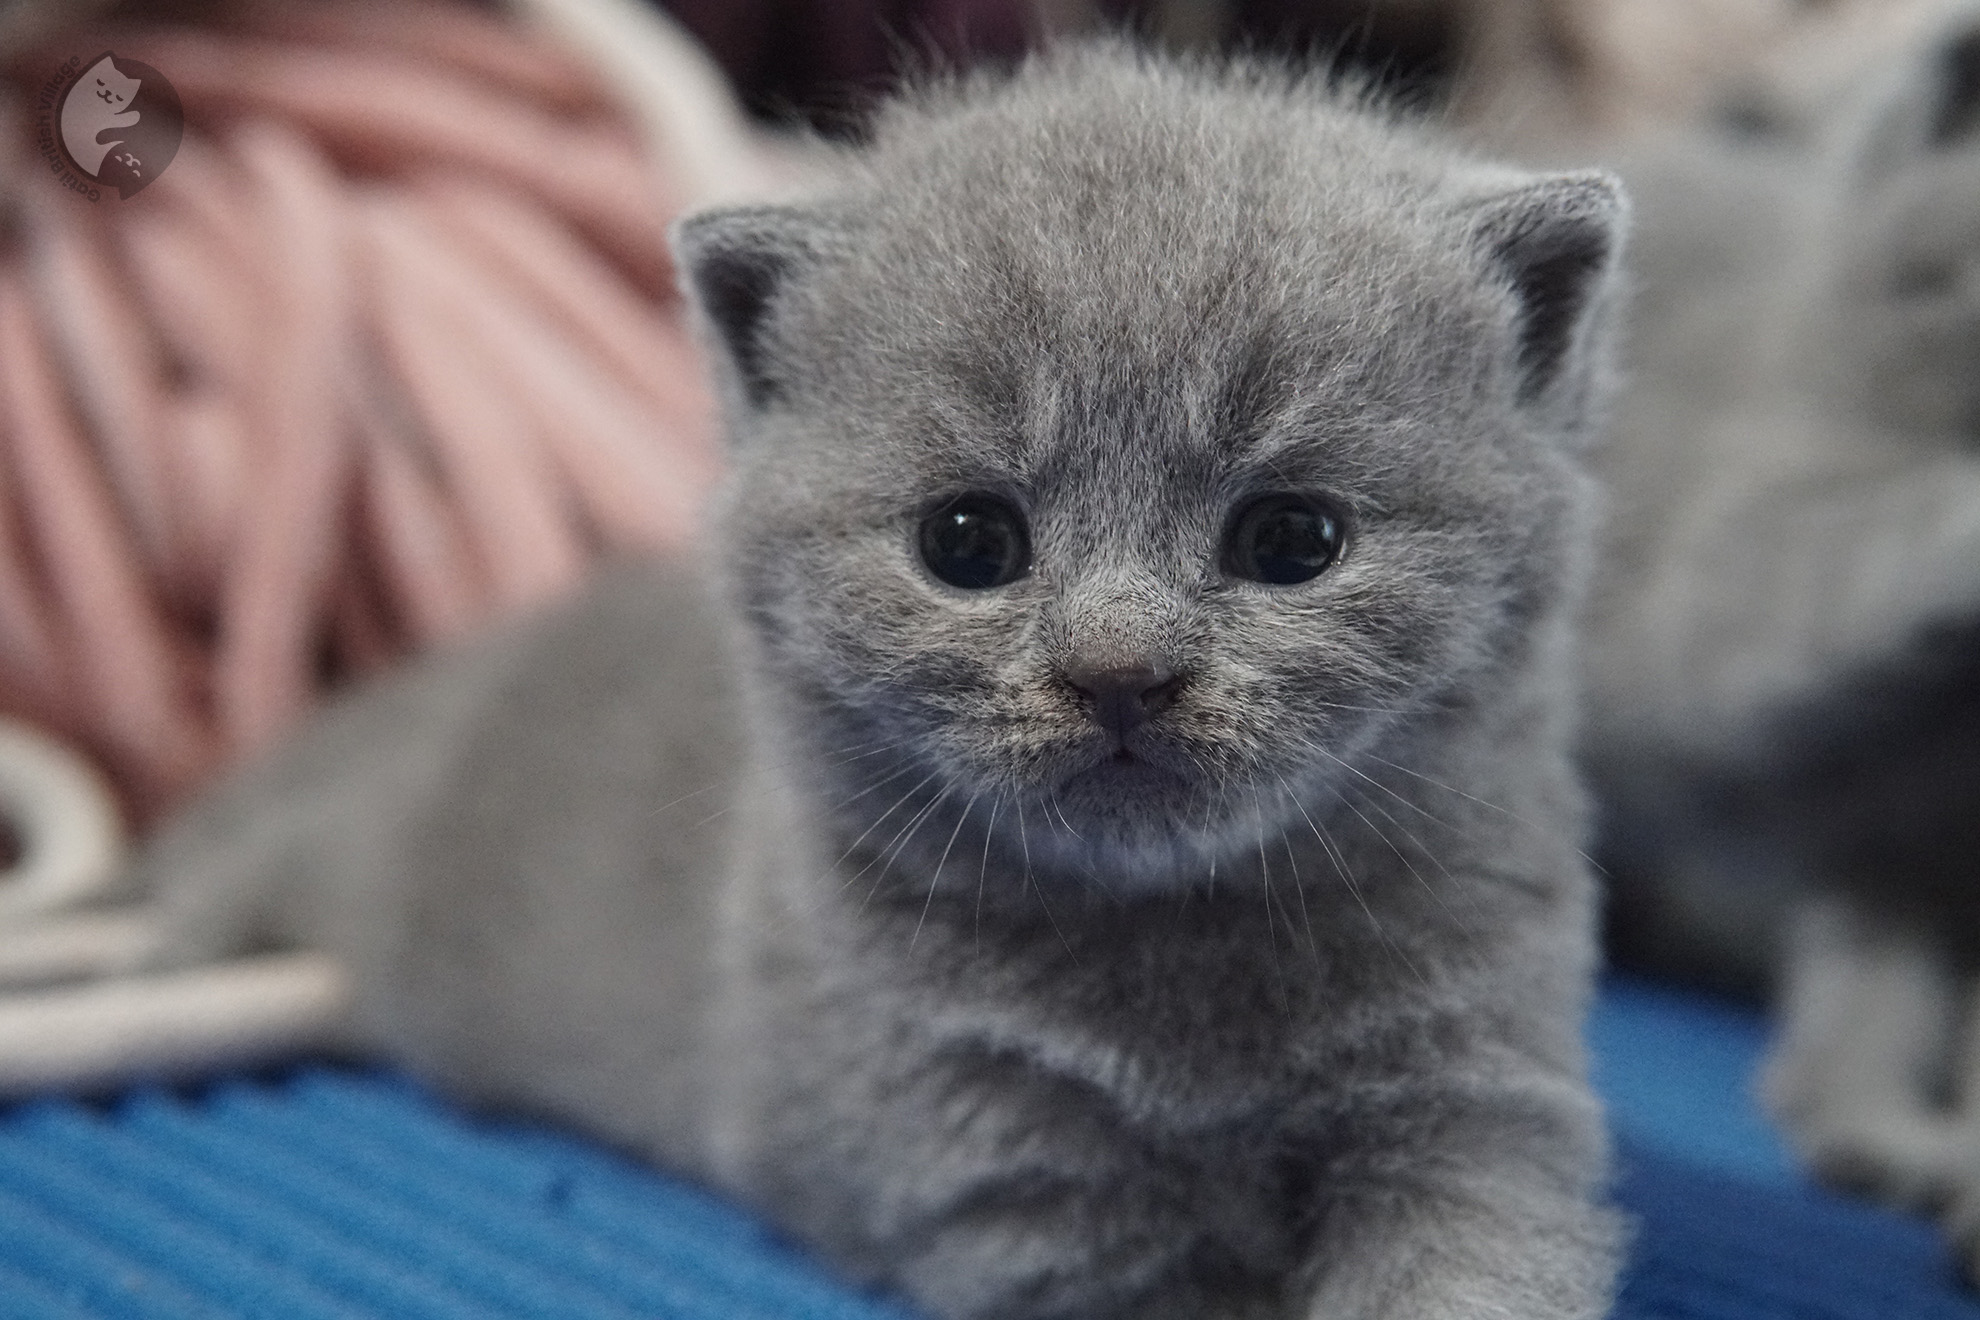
[1461,171,1627,411]
[1929,24,1980,145]
[670,205,837,410]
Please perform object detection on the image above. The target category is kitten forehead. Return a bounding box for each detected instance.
[769,50,1531,490]
[842,73,1493,347]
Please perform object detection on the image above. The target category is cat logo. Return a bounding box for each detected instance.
[34,51,183,202]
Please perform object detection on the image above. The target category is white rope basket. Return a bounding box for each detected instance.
[0,717,126,925]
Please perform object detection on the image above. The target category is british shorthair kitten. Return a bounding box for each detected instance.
[79,46,1627,1320]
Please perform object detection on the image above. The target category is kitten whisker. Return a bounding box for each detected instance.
[1251,792,1291,1017]
[1207,775,1234,898]
[1309,744,1460,836]
[1351,747,1610,876]
[688,740,919,832]
[859,780,955,913]
[1347,783,1481,914]
[1354,748,1516,819]
[1081,865,1121,905]
[825,770,942,896]
[1334,785,1475,935]
[1279,827,1322,964]
[1279,776,1425,986]
[832,758,926,812]
[914,790,979,951]
[648,735,906,825]
[1046,792,1086,844]
[759,770,944,942]
[1028,865,1077,965]
[975,792,1001,951]
[1304,696,1420,717]
[1041,791,1118,905]
[1340,782,1457,884]
[1269,777,1323,964]
[1012,798,1076,963]
[1016,795,1034,897]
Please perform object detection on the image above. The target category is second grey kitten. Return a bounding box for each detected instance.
[125,46,1625,1320]
[1581,7,1980,1268]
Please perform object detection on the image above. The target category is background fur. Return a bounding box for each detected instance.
[1578,5,1980,1271]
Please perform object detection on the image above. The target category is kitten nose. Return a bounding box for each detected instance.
[1062,660,1184,737]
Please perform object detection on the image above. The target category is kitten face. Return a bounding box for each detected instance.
[1814,20,1980,436]
[683,52,1618,890]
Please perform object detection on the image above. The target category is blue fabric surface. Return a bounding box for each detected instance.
[1594,978,1980,1320]
[1591,975,1798,1187]
[0,979,1974,1318]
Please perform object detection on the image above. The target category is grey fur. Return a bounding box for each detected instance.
[1758,27,1980,1266]
[1578,3,1980,1272]
[1586,0,1980,975]
[132,46,1624,1319]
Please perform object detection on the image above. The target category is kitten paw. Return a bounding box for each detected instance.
[1790,1111,1958,1213]
[1936,1175,1980,1288]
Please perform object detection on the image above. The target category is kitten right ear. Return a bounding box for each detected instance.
[1854,15,1980,170]
[1462,171,1627,412]
[670,206,834,409]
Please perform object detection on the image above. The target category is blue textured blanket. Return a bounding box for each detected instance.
[1,977,1972,1319]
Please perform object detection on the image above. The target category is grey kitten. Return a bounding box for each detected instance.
[1580,4,1980,1267]
[1761,8,1980,1258]
[102,46,1626,1320]
[1586,9,1980,989]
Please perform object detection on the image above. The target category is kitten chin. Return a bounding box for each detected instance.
[1021,752,1336,888]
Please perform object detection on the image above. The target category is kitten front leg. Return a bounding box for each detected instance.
[1763,895,1959,1210]
[772,1051,1294,1320]
[1916,976,1980,1280]
[870,1082,1616,1320]
[1295,1076,1620,1320]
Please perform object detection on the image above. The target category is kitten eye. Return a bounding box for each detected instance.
[1223,495,1345,585]
[919,494,1030,590]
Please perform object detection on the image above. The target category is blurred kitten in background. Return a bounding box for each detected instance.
[1583,2,1980,1273]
